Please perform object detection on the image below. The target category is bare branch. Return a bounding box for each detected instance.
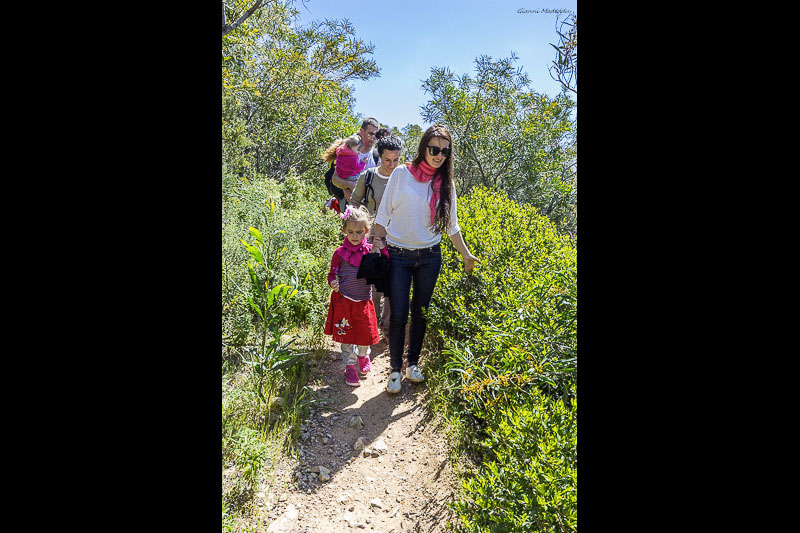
[490,157,512,186]
[548,14,577,95]
[457,75,486,144]
[462,140,489,186]
[222,0,264,37]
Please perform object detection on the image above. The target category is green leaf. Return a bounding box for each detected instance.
[270,351,307,371]
[248,226,264,245]
[247,298,264,320]
[272,283,288,295]
[266,283,286,307]
[240,239,264,265]
[246,261,259,290]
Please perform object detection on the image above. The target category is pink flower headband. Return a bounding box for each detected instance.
[340,206,354,220]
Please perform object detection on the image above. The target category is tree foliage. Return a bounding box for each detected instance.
[420,53,577,236]
[222,1,379,182]
[549,14,577,96]
[396,123,423,163]
[222,0,265,37]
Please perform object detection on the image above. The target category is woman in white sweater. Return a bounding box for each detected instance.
[372,124,479,394]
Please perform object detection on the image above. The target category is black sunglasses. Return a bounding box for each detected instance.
[426,145,451,157]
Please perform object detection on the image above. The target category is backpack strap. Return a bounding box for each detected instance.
[364,169,376,209]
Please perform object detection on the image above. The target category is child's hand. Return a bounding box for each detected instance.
[330,279,340,292]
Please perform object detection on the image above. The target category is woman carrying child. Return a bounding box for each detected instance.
[324,205,386,387]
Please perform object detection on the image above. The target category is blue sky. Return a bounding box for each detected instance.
[294,0,577,131]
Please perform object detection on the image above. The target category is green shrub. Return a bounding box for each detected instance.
[424,185,577,532]
[222,499,236,532]
[231,427,269,487]
[454,392,577,533]
[222,170,340,363]
[428,186,576,350]
[428,186,576,406]
[222,374,263,457]
[222,360,312,513]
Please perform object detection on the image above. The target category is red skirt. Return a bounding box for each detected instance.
[324,291,380,345]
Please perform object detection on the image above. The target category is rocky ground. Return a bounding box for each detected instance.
[229,336,459,532]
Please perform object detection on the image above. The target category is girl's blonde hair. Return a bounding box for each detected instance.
[340,204,370,230]
[322,134,363,163]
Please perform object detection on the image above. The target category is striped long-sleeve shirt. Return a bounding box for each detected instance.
[327,254,372,302]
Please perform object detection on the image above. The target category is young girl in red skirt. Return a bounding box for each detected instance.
[324,205,385,386]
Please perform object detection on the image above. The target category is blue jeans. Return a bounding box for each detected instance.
[367,237,390,330]
[387,244,442,372]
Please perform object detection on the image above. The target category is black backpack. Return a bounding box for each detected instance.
[349,168,377,210]
[363,168,376,208]
[324,162,344,200]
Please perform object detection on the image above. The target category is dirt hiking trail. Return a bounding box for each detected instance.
[244,336,458,532]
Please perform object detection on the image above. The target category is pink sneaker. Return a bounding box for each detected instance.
[345,365,361,387]
[357,355,371,374]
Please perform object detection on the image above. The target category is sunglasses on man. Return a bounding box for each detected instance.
[426,145,452,157]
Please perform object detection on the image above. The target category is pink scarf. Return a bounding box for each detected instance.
[335,237,372,268]
[406,160,442,226]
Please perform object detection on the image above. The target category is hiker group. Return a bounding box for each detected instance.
[322,118,479,394]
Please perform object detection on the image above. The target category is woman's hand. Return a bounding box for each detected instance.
[448,231,479,273]
[462,252,480,273]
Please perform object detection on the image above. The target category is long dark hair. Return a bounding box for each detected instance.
[411,124,454,234]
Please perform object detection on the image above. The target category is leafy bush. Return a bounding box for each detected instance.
[231,427,270,488]
[222,360,311,511]
[454,394,577,533]
[222,374,263,455]
[222,499,236,532]
[222,168,338,516]
[222,169,341,362]
[428,186,576,378]
[425,185,577,532]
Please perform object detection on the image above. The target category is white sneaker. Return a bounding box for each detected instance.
[405,365,425,383]
[386,372,402,394]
